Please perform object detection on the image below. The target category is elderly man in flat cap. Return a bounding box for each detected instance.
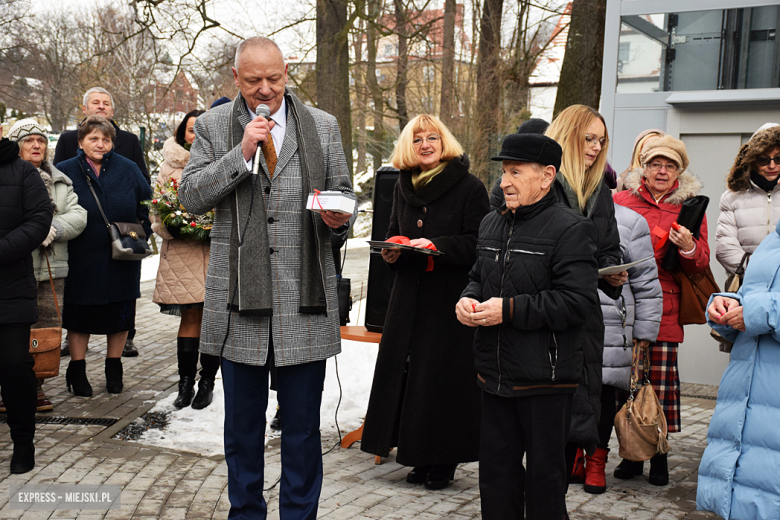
[457,133,600,520]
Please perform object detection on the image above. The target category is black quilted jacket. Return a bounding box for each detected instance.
[461,191,599,397]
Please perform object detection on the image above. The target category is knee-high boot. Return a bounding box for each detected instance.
[192,349,219,410]
[173,337,199,409]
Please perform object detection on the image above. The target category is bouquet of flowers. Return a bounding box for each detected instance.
[142,178,214,241]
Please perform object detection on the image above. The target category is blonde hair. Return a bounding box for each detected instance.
[391,114,464,171]
[545,105,609,211]
[630,131,664,169]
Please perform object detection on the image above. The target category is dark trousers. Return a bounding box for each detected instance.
[479,391,572,520]
[597,385,628,449]
[222,350,326,520]
[0,324,36,444]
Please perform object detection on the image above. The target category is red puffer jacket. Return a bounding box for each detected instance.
[614,168,710,342]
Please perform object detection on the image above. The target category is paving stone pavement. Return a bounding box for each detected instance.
[0,269,722,519]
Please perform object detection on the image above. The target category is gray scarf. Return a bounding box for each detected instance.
[227,91,329,316]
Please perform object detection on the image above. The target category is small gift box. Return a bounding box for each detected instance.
[306,190,356,215]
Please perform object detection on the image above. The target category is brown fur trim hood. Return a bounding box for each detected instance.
[727,126,780,192]
[622,166,703,205]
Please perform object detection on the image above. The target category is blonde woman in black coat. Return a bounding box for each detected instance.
[361,115,490,490]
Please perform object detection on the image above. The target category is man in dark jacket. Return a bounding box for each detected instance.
[53,87,148,358]
[456,133,599,520]
[0,136,53,474]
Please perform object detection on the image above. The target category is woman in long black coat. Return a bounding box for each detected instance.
[361,115,490,490]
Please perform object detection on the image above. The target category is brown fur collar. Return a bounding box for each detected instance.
[728,126,780,192]
[622,166,702,205]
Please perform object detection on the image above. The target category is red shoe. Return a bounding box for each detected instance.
[569,447,585,484]
[584,447,609,494]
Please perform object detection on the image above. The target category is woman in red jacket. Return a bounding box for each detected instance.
[613,135,709,486]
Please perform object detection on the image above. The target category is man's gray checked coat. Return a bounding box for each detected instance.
[178,92,353,366]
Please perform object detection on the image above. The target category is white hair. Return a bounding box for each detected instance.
[234,36,285,71]
[83,87,114,108]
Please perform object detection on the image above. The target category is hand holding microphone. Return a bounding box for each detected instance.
[240,103,274,167]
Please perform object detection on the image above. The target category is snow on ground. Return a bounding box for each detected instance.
[137,291,377,457]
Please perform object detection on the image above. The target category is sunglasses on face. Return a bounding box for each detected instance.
[585,134,607,147]
[756,155,780,167]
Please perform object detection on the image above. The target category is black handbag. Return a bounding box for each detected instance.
[80,162,153,261]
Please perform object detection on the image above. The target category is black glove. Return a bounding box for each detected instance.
[166,225,182,239]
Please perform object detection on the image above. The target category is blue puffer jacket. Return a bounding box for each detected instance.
[601,205,662,391]
[697,218,780,520]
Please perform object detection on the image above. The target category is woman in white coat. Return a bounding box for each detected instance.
[716,123,780,278]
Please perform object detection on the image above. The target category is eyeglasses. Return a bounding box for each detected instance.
[756,155,780,167]
[585,134,607,147]
[413,134,441,147]
[647,161,679,173]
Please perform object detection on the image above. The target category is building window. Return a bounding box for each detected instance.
[617,6,780,93]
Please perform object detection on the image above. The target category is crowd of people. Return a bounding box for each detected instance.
[1,33,779,520]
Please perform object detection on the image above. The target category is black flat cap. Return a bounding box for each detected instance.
[491,133,562,172]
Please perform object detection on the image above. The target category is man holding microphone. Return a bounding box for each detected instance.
[179,36,354,519]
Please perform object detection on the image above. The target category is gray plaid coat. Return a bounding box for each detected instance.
[179,94,353,366]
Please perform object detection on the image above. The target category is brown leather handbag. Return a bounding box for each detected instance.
[673,266,720,326]
[614,346,670,462]
[29,256,62,379]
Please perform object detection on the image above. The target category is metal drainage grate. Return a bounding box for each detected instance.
[0,415,118,426]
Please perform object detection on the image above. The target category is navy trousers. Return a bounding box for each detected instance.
[222,353,326,520]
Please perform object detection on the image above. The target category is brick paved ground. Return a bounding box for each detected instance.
[0,248,723,519]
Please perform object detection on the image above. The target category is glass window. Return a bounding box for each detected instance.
[617,6,780,92]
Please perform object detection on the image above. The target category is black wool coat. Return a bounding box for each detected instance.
[361,155,489,466]
[0,139,53,325]
[552,174,622,453]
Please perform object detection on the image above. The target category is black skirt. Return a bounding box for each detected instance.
[63,300,136,335]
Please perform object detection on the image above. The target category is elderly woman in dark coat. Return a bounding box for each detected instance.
[361,114,490,490]
[0,136,53,474]
[57,116,152,398]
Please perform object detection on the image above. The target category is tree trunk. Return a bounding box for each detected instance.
[316,0,354,176]
[394,0,409,131]
[553,0,606,118]
[439,0,456,123]
[473,0,504,184]
[354,12,367,177]
[366,5,385,173]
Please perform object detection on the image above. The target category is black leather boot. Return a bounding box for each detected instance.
[66,359,92,397]
[424,464,457,490]
[174,338,199,408]
[105,358,123,394]
[614,458,644,479]
[649,452,669,486]
[10,441,35,474]
[191,350,218,410]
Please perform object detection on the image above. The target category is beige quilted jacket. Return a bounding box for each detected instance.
[152,137,210,305]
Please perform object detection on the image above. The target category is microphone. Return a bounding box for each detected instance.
[252,104,271,176]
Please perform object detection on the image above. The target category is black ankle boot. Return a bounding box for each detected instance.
[66,359,92,397]
[105,358,123,394]
[173,377,196,409]
[649,452,669,486]
[191,378,214,410]
[614,458,644,479]
[10,441,35,474]
[424,464,457,490]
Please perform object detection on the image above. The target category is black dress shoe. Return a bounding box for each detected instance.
[614,458,644,480]
[270,407,281,431]
[122,339,139,358]
[406,465,433,484]
[173,376,196,409]
[649,452,669,486]
[424,464,456,490]
[191,378,215,410]
[10,442,35,474]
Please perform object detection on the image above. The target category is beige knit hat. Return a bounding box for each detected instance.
[640,135,689,173]
[8,118,48,143]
